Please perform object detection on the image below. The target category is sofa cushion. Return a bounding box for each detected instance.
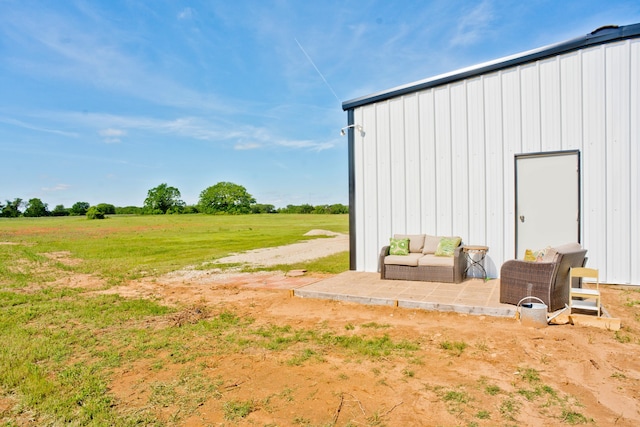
[524,246,553,262]
[435,236,462,257]
[418,254,454,267]
[422,235,441,254]
[394,234,425,253]
[553,242,582,254]
[389,237,409,255]
[543,247,558,262]
[524,248,540,261]
[384,253,423,266]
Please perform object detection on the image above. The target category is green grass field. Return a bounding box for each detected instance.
[0,214,349,284]
[0,214,351,425]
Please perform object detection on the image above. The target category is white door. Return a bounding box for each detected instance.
[515,152,580,258]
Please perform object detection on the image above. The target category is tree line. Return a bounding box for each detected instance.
[0,182,348,219]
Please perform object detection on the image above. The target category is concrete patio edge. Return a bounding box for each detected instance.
[293,271,517,318]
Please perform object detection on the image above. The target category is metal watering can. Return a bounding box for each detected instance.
[516,296,569,328]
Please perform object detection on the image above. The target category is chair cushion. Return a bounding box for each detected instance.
[394,234,425,253]
[544,247,558,262]
[418,254,454,267]
[524,248,541,261]
[524,246,556,262]
[384,253,423,266]
[389,237,409,255]
[553,242,582,253]
[435,236,462,257]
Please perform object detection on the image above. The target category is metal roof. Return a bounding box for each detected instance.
[342,23,640,111]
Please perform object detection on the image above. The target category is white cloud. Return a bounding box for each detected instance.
[450,0,495,47]
[234,142,261,150]
[99,128,126,143]
[99,128,125,136]
[0,6,232,114]
[0,116,78,137]
[178,8,194,20]
[276,139,335,152]
[80,112,337,151]
[42,184,70,192]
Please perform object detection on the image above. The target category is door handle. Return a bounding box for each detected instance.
[519,215,525,223]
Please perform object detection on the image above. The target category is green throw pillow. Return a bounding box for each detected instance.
[389,237,410,256]
[434,236,462,257]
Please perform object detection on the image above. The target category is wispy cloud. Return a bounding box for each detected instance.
[450,0,495,47]
[34,110,337,152]
[177,7,194,20]
[276,139,335,152]
[42,184,70,192]
[234,142,262,150]
[0,5,232,114]
[0,116,78,137]
[99,128,126,144]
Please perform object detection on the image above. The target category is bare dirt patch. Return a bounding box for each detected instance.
[20,232,640,425]
[104,284,640,427]
[42,251,84,267]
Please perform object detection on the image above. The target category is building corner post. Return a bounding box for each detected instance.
[347,109,356,270]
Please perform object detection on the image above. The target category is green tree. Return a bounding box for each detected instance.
[70,202,90,216]
[115,206,143,215]
[51,204,70,216]
[23,198,49,217]
[95,203,116,215]
[182,205,200,214]
[198,182,256,214]
[299,203,314,214]
[86,206,105,220]
[312,205,328,214]
[328,203,349,214]
[143,183,185,214]
[1,198,23,218]
[250,203,276,214]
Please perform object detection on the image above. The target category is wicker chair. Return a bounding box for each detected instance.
[499,244,587,311]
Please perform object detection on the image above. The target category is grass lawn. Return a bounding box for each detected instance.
[0,214,349,284]
[0,214,350,425]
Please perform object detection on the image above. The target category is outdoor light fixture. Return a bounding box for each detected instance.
[340,124,364,136]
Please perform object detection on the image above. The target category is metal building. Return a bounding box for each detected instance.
[342,23,640,285]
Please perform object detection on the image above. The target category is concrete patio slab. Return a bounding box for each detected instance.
[294,270,517,318]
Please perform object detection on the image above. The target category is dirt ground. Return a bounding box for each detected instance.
[14,232,640,425]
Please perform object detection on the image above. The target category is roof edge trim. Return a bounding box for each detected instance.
[342,23,640,111]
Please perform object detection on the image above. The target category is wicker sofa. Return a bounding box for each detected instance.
[379,234,465,283]
[499,242,587,311]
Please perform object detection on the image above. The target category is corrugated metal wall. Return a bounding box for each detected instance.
[353,38,639,284]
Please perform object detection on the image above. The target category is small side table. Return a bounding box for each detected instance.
[462,245,489,280]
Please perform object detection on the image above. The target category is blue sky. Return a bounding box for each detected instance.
[1,1,638,209]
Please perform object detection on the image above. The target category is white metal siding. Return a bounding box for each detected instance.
[418,91,437,232]
[581,46,607,281]
[404,94,422,232]
[353,38,640,284]
[632,40,640,283]
[605,41,631,283]
[484,72,506,271]
[466,78,487,249]
[450,81,470,241]
[560,52,583,151]
[500,69,518,264]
